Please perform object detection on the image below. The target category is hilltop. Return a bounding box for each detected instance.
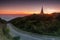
[9,13,60,36]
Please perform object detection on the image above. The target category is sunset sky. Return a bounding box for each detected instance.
[0,0,60,14]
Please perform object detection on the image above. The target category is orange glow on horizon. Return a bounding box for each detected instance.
[0,9,60,14]
[44,8,60,14]
[0,10,34,14]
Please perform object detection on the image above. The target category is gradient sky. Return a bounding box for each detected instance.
[0,0,60,14]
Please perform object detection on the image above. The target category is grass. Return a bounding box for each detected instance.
[0,28,10,40]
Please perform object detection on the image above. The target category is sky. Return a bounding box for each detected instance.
[0,0,60,14]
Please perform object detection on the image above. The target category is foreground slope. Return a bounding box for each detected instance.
[9,14,60,36]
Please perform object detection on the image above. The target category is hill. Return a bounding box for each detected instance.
[9,13,60,36]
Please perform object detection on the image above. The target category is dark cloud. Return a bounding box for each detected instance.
[0,0,60,6]
[0,0,60,3]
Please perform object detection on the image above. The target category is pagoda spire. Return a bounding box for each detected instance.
[40,6,44,14]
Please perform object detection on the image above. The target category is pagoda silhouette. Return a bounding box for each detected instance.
[40,6,44,15]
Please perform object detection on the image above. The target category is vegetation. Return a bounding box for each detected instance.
[0,18,7,23]
[0,18,21,40]
[3,28,10,38]
[10,13,60,36]
[0,18,11,40]
[2,27,21,40]
[13,36,20,40]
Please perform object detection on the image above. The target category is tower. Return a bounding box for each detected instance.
[40,6,44,15]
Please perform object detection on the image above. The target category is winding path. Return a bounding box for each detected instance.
[7,23,60,40]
